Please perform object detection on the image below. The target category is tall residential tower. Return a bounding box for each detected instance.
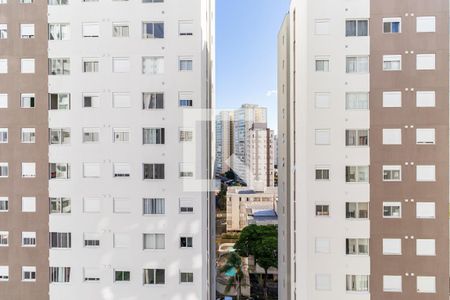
[0,0,215,299]
[278,0,448,299]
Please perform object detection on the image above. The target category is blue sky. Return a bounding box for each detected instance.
[216,0,290,132]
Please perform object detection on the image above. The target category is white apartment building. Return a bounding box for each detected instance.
[0,1,213,300]
[215,110,233,174]
[278,0,448,299]
[247,125,275,190]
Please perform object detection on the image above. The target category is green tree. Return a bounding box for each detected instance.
[234,225,278,300]
[220,252,245,300]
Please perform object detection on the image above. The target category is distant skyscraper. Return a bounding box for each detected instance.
[216,110,234,174]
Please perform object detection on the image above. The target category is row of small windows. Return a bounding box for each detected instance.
[0,0,164,5]
[314,16,436,36]
[48,232,194,250]
[0,267,195,286]
[316,201,435,220]
[314,54,436,73]
[0,196,194,214]
[314,165,437,182]
[0,57,194,74]
[314,128,435,146]
[315,274,436,294]
[0,92,193,109]
[314,91,437,110]
[0,162,195,179]
[0,127,194,144]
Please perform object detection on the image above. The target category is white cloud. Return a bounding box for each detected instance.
[266,90,277,97]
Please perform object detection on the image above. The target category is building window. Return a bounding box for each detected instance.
[22,197,36,212]
[0,128,6,143]
[345,166,369,183]
[179,20,194,36]
[315,167,329,180]
[383,18,401,33]
[346,238,369,255]
[113,163,130,178]
[382,129,401,145]
[20,24,35,39]
[383,165,401,181]
[112,57,130,73]
[0,163,8,178]
[315,57,330,72]
[0,59,7,73]
[345,19,368,36]
[0,266,8,281]
[21,128,36,143]
[179,198,193,213]
[416,202,435,219]
[345,202,368,219]
[416,239,435,256]
[143,92,164,109]
[416,128,435,145]
[48,0,68,4]
[315,129,330,145]
[314,19,329,35]
[82,128,100,143]
[113,198,130,213]
[0,94,7,108]
[49,58,70,75]
[143,269,165,285]
[179,163,194,178]
[179,92,193,107]
[383,55,401,71]
[345,92,368,110]
[83,268,100,282]
[416,165,436,182]
[143,0,164,2]
[49,163,70,179]
[382,91,402,107]
[49,23,70,40]
[142,22,164,38]
[0,197,8,212]
[179,57,193,71]
[50,267,71,283]
[21,58,35,73]
[21,93,35,108]
[383,238,402,255]
[49,93,70,110]
[383,202,401,218]
[113,23,129,37]
[114,270,130,282]
[383,275,402,292]
[49,232,71,248]
[179,129,193,142]
[416,91,435,107]
[180,236,193,248]
[50,197,71,214]
[346,56,368,73]
[180,272,194,283]
[82,23,100,38]
[345,129,368,146]
[143,164,165,180]
[142,56,164,74]
[112,92,130,108]
[143,128,165,145]
[113,233,130,248]
[0,24,7,39]
[82,93,100,108]
[346,275,369,292]
[113,128,130,143]
[143,198,165,215]
[143,233,165,250]
[315,238,331,254]
[416,16,436,33]
[84,233,100,247]
[0,232,8,246]
[22,267,36,282]
[83,58,99,73]
[315,204,329,216]
[83,163,101,178]
[416,54,436,70]
[417,276,436,293]
[22,162,36,178]
[49,128,71,144]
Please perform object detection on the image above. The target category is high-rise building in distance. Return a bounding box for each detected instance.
[0,0,215,299]
[278,0,448,299]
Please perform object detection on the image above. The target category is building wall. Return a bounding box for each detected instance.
[216,110,233,174]
[47,1,213,299]
[0,1,49,299]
